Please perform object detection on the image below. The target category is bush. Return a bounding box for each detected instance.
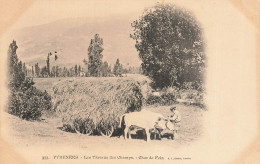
[8,86,52,120]
[146,88,177,106]
[178,89,205,107]
[145,86,179,105]
[146,94,163,105]
[145,86,206,107]
[146,93,176,106]
[7,41,52,120]
[179,89,199,100]
[160,93,176,105]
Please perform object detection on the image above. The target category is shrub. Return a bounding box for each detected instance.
[178,88,205,107]
[146,93,176,106]
[145,86,206,107]
[7,40,52,120]
[160,93,176,105]
[8,86,52,120]
[146,94,163,105]
[146,87,179,106]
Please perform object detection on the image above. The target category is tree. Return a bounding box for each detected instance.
[78,65,81,73]
[75,65,78,76]
[54,51,58,77]
[7,40,25,89]
[56,66,62,77]
[62,67,67,77]
[35,63,40,77]
[46,53,51,77]
[130,4,205,89]
[55,53,58,61]
[22,62,27,76]
[87,34,104,77]
[8,40,18,75]
[51,66,55,77]
[32,66,34,77]
[100,61,111,77]
[113,59,123,77]
[40,66,48,77]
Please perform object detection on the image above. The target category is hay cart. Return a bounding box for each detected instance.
[52,78,145,138]
[74,126,114,137]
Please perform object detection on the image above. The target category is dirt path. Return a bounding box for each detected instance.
[2,104,205,150]
[1,105,206,164]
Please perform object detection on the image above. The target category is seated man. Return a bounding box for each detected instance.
[153,117,166,140]
[167,106,181,139]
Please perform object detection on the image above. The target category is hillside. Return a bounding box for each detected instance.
[8,17,141,68]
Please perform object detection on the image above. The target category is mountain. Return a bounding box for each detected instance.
[8,17,141,68]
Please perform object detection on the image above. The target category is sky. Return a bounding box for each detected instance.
[8,0,164,67]
[13,0,161,29]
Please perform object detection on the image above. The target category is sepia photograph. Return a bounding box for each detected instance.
[0,0,259,164]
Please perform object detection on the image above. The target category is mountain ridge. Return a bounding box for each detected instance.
[8,17,141,68]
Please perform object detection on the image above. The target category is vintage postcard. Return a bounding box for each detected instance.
[0,0,259,163]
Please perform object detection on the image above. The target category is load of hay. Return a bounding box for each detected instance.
[51,77,146,135]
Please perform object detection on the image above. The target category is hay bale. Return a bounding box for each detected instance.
[51,78,144,134]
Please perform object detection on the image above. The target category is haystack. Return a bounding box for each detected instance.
[51,77,146,135]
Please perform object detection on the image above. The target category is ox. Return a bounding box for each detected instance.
[119,110,166,142]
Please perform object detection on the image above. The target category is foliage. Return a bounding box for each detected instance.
[178,88,205,107]
[78,65,81,74]
[33,62,142,78]
[75,64,78,76]
[145,85,205,107]
[8,41,25,89]
[40,66,48,77]
[46,53,50,77]
[146,93,177,106]
[146,94,163,105]
[113,59,123,76]
[22,62,27,76]
[100,61,111,77]
[87,34,104,77]
[7,40,52,120]
[131,4,205,89]
[9,85,52,120]
[31,66,34,77]
[35,63,40,77]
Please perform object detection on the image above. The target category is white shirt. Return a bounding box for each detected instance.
[169,110,181,122]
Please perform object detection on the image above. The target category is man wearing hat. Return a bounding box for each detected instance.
[167,106,181,139]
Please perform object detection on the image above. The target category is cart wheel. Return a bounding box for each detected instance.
[100,126,114,137]
[75,128,92,136]
[75,128,81,134]
[84,129,93,136]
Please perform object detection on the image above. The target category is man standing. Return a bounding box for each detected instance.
[168,107,181,139]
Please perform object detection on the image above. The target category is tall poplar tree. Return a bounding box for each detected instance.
[87,34,104,77]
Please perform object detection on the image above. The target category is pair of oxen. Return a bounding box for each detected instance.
[119,110,174,142]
